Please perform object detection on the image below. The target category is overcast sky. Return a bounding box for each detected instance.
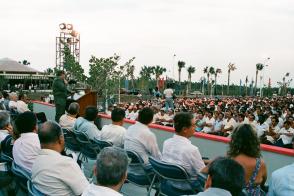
[1,0,294,87]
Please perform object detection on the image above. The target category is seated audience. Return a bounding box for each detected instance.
[227,124,267,195]
[100,108,126,148]
[32,121,89,195]
[268,160,294,196]
[59,102,80,130]
[16,93,30,113]
[1,91,10,110]
[222,111,237,137]
[202,111,215,133]
[82,147,128,196]
[124,107,161,164]
[211,112,224,135]
[12,111,40,172]
[193,157,245,196]
[162,112,206,191]
[74,106,100,140]
[263,116,280,144]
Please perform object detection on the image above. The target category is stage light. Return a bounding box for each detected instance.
[59,23,66,30]
[66,24,73,30]
[70,30,78,37]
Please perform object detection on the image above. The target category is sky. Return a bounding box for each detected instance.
[1,0,294,87]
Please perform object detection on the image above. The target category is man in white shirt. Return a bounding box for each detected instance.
[100,108,126,148]
[162,112,206,191]
[275,120,294,148]
[264,116,280,144]
[163,83,174,110]
[124,107,161,164]
[16,93,30,113]
[211,112,224,135]
[59,102,79,130]
[8,92,18,112]
[32,121,89,195]
[82,147,128,196]
[202,111,215,133]
[13,111,40,172]
[222,111,237,137]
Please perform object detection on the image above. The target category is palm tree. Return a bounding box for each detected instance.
[187,66,196,93]
[19,60,30,66]
[245,76,248,96]
[177,61,185,83]
[139,66,154,89]
[227,63,236,95]
[209,67,215,96]
[254,63,264,95]
[203,66,209,95]
[153,65,167,87]
[214,68,222,95]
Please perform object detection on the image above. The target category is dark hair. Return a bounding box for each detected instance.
[56,70,65,76]
[284,120,291,126]
[2,91,9,99]
[111,108,125,122]
[174,112,194,133]
[0,111,10,129]
[38,121,63,144]
[208,157,245,196]
[227,124,261,158]
[96,147,128,186]
[18,93,25,100]
[67,102,80,115]
[84,106,98,121]
[138,107,154,125]
[15,111,37,133]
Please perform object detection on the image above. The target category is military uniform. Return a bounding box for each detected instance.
[52,77,68,122]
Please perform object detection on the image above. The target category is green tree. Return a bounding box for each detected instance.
[254,63,264,95]
[153,65,166,87]
[187,66,195,93]
[177,61,185,83]
[125,57,136,89]
[19,60,30,66]
[139,66,155,89]
[214,68,222,95]
[227,63,236,95]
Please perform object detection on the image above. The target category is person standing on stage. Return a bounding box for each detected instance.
[53,70,68,122]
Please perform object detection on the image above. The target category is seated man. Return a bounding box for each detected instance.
[275,120,294,148]
[202,111,215,133]
[59,102,80,130]
[124,107,161,164]
[16,93,30,113]
[193,157,245,196]
[8,92,18,112]
[0,111,12,144]
[32,121,89,195]
[162,112,206,191]
[82,147,128,196]
[74,106,100,140]
[100,108,126,148]
[269,147,294,196]
[12,111,40,172]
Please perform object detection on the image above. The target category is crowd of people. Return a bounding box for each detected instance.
[0,93,293,195]
[106,95,294,149]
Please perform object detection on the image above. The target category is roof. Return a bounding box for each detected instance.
[0,58,42,73]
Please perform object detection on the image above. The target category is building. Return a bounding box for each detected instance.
[0,58,54,91]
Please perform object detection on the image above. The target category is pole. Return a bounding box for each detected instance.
[118,75,121,104]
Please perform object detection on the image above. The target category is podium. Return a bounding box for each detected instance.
[74,91,97,117]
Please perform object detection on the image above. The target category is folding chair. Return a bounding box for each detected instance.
[149,157,205,196]
[93,138,112,150]
[74,131,100,161]
[11,162,31,194]
[126,150,157,196]
[27,180,44,196]
[63,128,80,152]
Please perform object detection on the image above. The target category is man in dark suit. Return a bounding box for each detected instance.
[53,70,68,122]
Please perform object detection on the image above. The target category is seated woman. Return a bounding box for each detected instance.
[227,124,267,195]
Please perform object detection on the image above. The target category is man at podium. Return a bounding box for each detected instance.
[52,70,69,122]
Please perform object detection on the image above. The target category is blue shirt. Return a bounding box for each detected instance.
[268,163,294,196]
